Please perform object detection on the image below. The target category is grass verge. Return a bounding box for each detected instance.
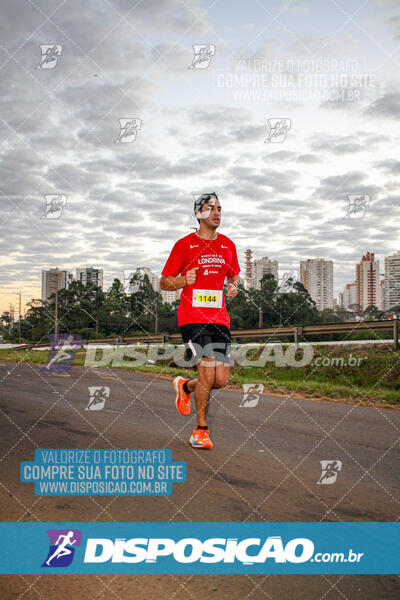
[0,344,399,407]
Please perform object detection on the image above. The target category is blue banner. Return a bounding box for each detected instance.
[0,522,398,574]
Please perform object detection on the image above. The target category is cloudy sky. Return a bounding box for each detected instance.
[1,0,399,315]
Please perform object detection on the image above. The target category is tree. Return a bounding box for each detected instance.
[364,305,384,321]
[103,279,131,335]
[335,306,351,322]
[387,304,400,317]
[319,308,341,324]
[129,273,163,334]
[0,311,11,330]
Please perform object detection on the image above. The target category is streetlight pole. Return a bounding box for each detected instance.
[258,280,263,328]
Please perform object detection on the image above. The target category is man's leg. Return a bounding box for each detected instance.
[193,357,215,426]
[213,361,230,389]
[186,343,230,415]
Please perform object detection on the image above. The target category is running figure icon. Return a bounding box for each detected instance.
[45,531,77,566]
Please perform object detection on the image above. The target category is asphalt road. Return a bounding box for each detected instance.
[0,362,399,599]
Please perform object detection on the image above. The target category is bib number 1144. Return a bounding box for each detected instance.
[192,289,223,308]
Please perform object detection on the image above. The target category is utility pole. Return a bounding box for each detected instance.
[18,293,21,344]
[9,303,14,334]
[155,299,159,334]
[55,288,58,335]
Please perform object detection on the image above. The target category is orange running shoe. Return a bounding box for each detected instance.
[173,376,192,416]
[189,426,213,449]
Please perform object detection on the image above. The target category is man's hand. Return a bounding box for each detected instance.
[227,282,238,298]
[185,267,199,286]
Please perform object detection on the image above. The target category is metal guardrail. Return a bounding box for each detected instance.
[10,319,399,351]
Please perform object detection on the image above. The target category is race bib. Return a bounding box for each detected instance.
[192,289,223,308]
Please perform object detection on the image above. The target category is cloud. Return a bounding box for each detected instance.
[365,91,400,118]
[374,159,400,176]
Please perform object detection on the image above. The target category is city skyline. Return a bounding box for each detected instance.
[27,247,397,322]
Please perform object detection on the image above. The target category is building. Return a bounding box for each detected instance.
[356,252,381,311]
[342,282,357,309]
[41,268,68,302]
[252,256,278,289]
[380,280,386,311]
[76,267,103,289]
[160,289,181,303]
[384,251,400,311]
[66,272,74,288]
[140,267,159,291]
[337,292,344,308]
[300,258,333,310]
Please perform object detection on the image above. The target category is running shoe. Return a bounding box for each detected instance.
[189,425,213,449]
[173,376,192,416]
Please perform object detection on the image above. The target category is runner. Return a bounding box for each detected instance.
[160,193,240,449]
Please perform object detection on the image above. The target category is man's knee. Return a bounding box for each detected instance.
[197,357,216,389]
[213,378,228,389]
[213,368,229,389]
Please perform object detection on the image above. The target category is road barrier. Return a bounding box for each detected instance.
[11,319,399,351]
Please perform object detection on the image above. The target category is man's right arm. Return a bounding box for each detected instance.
[160,267,199,290]
[160,275,186,291]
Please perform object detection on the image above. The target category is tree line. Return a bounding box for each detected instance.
[0,272,396,343]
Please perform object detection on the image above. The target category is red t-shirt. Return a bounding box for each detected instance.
[161,232,241,327]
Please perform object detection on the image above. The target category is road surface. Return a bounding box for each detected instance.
[0,362,399,599]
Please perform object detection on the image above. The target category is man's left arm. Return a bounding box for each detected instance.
[227,242,240,297]
[227,274,240,297]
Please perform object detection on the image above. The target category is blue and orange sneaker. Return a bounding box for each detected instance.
[173,376,192,416]
[189,426,213,449]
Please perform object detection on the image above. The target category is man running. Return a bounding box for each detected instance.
[160,192,240,449]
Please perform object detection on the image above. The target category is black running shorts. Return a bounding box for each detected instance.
[179,322,231,365]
